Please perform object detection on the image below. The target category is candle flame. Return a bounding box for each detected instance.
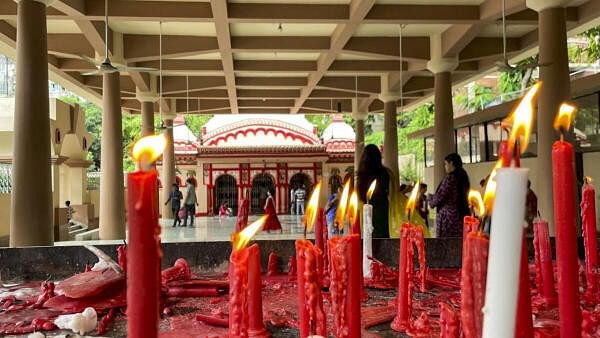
[405,181,420,216]
[303,182,321,232]
[483,160,502,214]
[232,215,267,251]
[348,190,359,227]
[334,179,351,230]
[504,82,540,154]
[132,135,167,170]
[553,102,577,132]
[366,180,377,203]
[468,190,485,218]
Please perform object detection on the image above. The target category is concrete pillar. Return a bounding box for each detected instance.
[141,101,154,137]
[427,35,458,188]
[136,86,158,137]
[161,115,176,220]
[527,0,571,233]
[352,98,368,177]
[379,94,400,183]
[99,72,126,240]
[10,0,53,247]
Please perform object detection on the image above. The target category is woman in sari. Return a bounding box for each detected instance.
[263,190,282,232]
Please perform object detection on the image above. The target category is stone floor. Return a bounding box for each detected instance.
[55,214,316,246]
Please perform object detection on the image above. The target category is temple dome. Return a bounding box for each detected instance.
[172,115,198,155]
[322,116,355,142]
[321,114,355,154]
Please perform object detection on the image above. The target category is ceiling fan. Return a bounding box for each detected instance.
[81,0,156,75]
[495,0,548,72]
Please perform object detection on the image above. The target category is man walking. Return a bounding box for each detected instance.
[294,185,306,216]
[182,178,198,227]
[164,183,183,227]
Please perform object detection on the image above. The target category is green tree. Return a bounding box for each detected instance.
[305,114,332,135]
[60,95,102,170]
[122,114,142,172]
[581,27,600,61]
[455,83,495,112]
[184,114,212,137]
[397,103,434,162]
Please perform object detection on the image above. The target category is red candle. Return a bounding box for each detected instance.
[314,208,325,281]
[533,219,556,303]
[460,231,489,338]
[247,244,269,337]
[229,247,250,337]
[391,223,412,331]
[515,235,534,338]
[581,179,599,296]
[552,137,582,338]
[412,226,427,292]
[295,239,327,338]
[267,251,279,276]
[328,234,361,338]
[440,302,459,338]
[127,168,161,338]
[463,215,479,239]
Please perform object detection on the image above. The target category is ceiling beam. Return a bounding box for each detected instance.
[316,76,380,94]
[291,0,377,113]
[227,3,348,22]
[210,0,238,114]
[343,36,430,61]
[364,4,479,24]
[441,0,527,58]
[459,37,521,61]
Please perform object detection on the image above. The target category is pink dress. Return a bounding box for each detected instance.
[235,198,250,232]
[263,196,282,232]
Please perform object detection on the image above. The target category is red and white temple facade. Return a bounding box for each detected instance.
[166,114,355,216]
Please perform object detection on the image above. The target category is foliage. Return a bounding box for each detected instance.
[581,27,600,62]
[454,84,495,112]
[399,162,418,182]
[397,103,434,162]
[305,114,332,135]
[365,131,384,146]
[184,114,212,137]
[122,114,142,172]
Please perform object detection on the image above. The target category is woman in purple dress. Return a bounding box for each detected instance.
[428,153,470,237]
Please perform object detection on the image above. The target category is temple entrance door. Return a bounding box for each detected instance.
[251,174,275,214]
[289,173,312,213]
[214,175,238,215]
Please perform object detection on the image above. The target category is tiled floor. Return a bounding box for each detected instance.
[55,214,314,246]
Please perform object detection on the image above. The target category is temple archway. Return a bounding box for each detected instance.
[214,174,238,215]
[251,173,275,214]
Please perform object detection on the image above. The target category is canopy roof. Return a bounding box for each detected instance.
[0,0,597,114]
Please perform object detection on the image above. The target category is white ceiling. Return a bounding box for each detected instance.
[233,52,321,60]
[109,21,216,36]
[354,23,451,37]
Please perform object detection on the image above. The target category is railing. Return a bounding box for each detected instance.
[87,171,129,190]
[87,171,101,190]
[0,163,12,193]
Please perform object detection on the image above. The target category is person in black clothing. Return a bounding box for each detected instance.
[357,144,391,238]
[164,183,183,227]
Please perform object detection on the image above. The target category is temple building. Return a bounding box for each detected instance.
[165,114,356,216]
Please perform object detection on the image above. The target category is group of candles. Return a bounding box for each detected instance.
[122,78,598,338]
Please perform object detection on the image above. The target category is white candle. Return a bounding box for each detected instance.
[481,168,529,338]
[362,203,374,278]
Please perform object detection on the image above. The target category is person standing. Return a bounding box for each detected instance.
[294,185,307,216]
[416,183,429,229]
[263,191,282,232]
[236,189,250,232]
[357,144,390,238]
[427,153,470,237]
[325,186,342,237]
[164,184,183,227]
[182,178,198,227]
[65,200,75,226]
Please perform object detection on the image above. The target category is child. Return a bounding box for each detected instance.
[65,200,75,225]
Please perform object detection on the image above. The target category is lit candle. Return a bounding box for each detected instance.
[532,218,556,303]
[482,83,539,338]
[328,189,362,338]
[229,216,268,337]
[363,180,376,278]
[581,177,599,297]
[296,183,327,338]
[461,191,489,338]
[391,183,421,332]
[127,135,166,338]
[314,206,326,281]
[552,102,581,338]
